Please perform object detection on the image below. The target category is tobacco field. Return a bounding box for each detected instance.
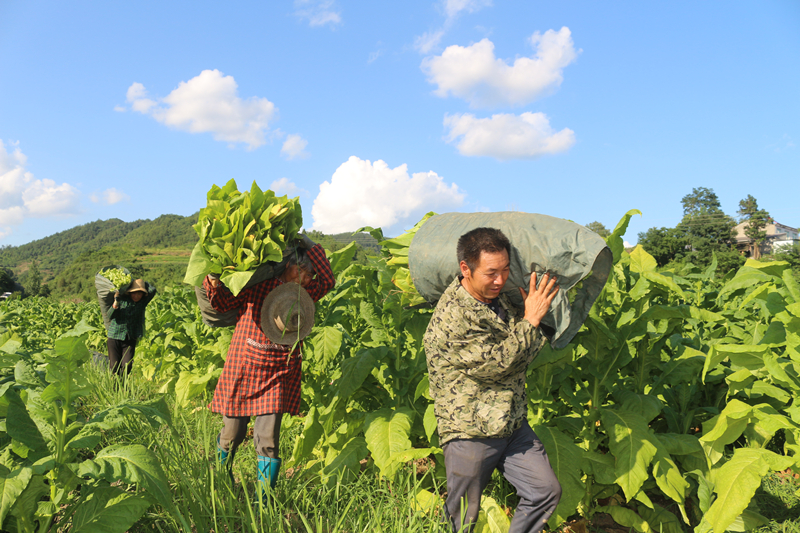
[1,211,800,533]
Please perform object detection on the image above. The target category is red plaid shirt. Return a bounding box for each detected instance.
[204,244,335,416]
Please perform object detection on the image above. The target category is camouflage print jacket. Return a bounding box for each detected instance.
[423,276,547,445]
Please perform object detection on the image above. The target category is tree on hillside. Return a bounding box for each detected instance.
[677,187,740,269]
[737,194,771,260]
[637,227,688,267]
[25,260,41,297]
[585,221,611,239]
[0,267,15,293]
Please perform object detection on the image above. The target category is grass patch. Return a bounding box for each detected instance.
[83,363,453,532]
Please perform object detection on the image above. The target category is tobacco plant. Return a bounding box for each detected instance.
[0,320,186,533]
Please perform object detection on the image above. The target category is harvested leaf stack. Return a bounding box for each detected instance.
[102,267,132,290]
[184,179,303,296]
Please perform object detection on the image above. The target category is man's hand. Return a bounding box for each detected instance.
[112,291,120,310]
[206,274,219,288]
[519,272,559,327]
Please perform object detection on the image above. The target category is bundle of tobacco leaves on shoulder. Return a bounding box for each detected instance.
[102,267,132,291]
[184,179,303,296]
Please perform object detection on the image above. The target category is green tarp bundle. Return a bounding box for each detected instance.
[408,212,612,350]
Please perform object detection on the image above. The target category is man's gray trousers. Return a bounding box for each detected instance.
[442,420,561,533]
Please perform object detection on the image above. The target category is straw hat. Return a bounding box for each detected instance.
[128,279,147,293]
[260,282,315,345]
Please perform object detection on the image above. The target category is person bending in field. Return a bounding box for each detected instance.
[423,228,561,533]
[108,278,157,377]
[203,235,334,503]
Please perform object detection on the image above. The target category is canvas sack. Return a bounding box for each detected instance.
[408,212,613,350]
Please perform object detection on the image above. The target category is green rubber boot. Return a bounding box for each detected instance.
[256,456,281,505]
[216,435,235,481]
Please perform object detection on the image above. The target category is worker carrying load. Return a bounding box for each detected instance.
[184,179,335,504]
[393,212,611,532]
[95,266,157,377]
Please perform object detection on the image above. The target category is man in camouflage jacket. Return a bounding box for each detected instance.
[424,227,561,533]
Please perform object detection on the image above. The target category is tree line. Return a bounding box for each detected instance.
[636,187,797,274]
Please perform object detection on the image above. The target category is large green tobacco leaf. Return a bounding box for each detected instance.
[364,407,415,478]
[6,473,48,530]
[288,406,323,467]
[637,504,684,533]
[600,409,657,502]
[4,390,49,461]
[650,445,689,521]
[582,451,617,485]
[702,345,773,383]
[77,445,173,514]
[699,400,753,464]
[717,269,776,303]
[309,326,343,369]
[13,360,44,388]
[617,391,662,424]
[174,368,220,407]
[534,425,585,528]
[423,404,437,442]
[0,465,32,527]
[474,495,510,533]
[704,448,793,533]
[607,209,641,263]
[42,331,93,404]
[629,246,657,273]
[337,349,379,401]
[782,269,800,303]
[71,485,151,533]
[641,271,686,299]
[328,242,358,275]
[594,506,649,532]
[321,436,368,485]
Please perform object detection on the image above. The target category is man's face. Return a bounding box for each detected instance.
[460,249,510,303]
[130,291,144,302]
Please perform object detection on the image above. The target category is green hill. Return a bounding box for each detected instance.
[0,215,381,301]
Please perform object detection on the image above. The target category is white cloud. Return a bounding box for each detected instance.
[415,29,447,54]
[294,0,342,28]
[113,105,126,113]
[367,48,384,64]
[281,134,309,160]
[624,241,632,248]
[443,0,492,18]
[421,27,578,108]
[126,82,157,113]
[270,178,308,197]
[90,188,130,205]
[311,156,465,233]
[443,112,575,160]
[0,140,80,239]
[414,0,492,54]
[125,70,277,150]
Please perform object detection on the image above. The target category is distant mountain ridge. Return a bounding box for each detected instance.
[0,215,198,274]
[0,214,380,301]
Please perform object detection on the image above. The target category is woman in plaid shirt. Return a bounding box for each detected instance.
[203,236,335,501]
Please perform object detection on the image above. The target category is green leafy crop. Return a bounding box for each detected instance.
[183,179,303,296]
[359,212,435,307]
[102,267,131,290]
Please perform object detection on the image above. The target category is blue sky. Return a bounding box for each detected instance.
[1,1,798,247]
